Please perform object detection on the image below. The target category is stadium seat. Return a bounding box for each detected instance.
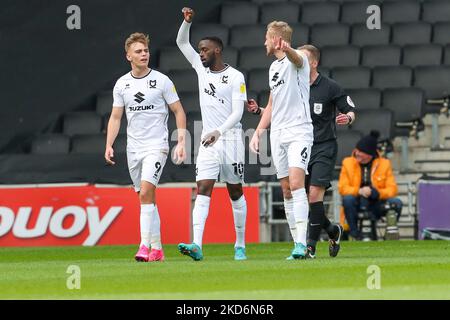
[96,91,113,116]
[349,109,394,141]
[223,47,239,68]
[336,130,363,168]
[248,68,269,92]
[414,66,450,100]
[382,0,421,24]
[158,47,191,72]
[239,47,274,70]
[290,24,310,47]
[317,67,330,78]
[445,45,450,65]
[432,22,450,45]
[191,24,230,46]
[422,0,450,23]
[221,2,259,26]
[186,111,203,155]
[320,46,360,68]
[230,25,266,49]
[251,0,289,4]
[300,1,340,25]
[392,22,432,46]
[402,44,443,67]
[382,88,425,137]
[71,134,107,154]
[31,134,70,155]
[260,2,300,25]
[258,90,270,107]
[331,67,371,89]
[179,91,199,114]
[167,70,198,93]
[372,66,413,90]
[345,88,382,110]
[310,23,350,48]
[102,113,127,134]
[63,112,102,136]
[351,23,391,46]
[361,45,401,67]
[341,1,382,25]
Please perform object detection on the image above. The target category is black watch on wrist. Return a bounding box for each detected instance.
[255,107,261,115]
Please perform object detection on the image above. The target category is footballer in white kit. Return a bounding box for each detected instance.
[105,33,186,262]
[250,21,313,259]
[175,7,248,261]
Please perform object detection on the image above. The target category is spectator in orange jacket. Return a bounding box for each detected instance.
[338,131,402,240]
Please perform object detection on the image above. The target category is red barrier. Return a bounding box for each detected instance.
[0,184,259,247]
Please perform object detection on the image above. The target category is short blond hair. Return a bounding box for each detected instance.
[125,32,149,53]
[267,21,293,43]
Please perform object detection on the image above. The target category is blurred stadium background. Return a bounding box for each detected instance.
[1,0,450,248]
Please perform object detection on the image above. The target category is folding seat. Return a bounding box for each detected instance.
[179,91,199,114]
[349,109,394,141]
[158,47,191,72]
[230,25,266,49]
[361,45,401,67]
[351,23,390,46]
[31,134,70,155]
[422,0,450,23]
[320,45,360,68]
[290,24,310,47]
[432,22,450,45]
[310,23,350,48]
[167,70,198,93]
[186,111,203,156]
[252,0,289,3]
[345,88,381,110]
[444,45,450,66]
[71,134,105,154]
[336,130,363,168]
[382,0,421,24]
[372,66,413,90]
[414,66,450,100]
[95,91,113,116]
[223,47,239,67]
[239,47,275,70]
[248,68,270,92]
[392,22,432,46]
[402,44,443,67]
[341,1,382,25]
[191,24,230,46]
[221,2,259,26]
[63,112,102,136]
[331,67,371,89]
[317,67,330,78]
[300,2,340,25]
[102,113,127,134]
[258,90,270,107]
[260,2,300,25]
[382,88,425,137]
[290,0,326,3]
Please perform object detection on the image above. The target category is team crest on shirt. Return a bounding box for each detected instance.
[221,75,228,84]
[148,80,157,88]
[313,103,323,115]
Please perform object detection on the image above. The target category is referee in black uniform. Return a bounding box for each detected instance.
[247,44,356,259]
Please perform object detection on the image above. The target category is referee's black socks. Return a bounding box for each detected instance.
[307,202,339,249]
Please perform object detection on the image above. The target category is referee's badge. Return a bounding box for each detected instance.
[313,103,323,115]
[347,96,355,108]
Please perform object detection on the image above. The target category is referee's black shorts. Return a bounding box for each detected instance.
[306,139,337,190]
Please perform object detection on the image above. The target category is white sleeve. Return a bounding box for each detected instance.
[232,72,248,101]
[176,20,202,70]
[163,77,180,105]
[297,50,308,69]
[217,99,244,135]
[112,80,124,107]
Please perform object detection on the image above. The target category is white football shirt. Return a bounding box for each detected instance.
[113,69,179,152]
[269,51,312,131]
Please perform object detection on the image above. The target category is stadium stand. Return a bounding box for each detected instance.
[191,23,230,46]
[63,112,102,136]
[260,2,300,24]
[320,45,360,68]
[361,45,402,67]
[310,23,350,48]
[351,23,390,46]
[372,66,413,89]
[31,134,70,155]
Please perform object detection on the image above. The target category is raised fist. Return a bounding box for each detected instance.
[182,7,195,23]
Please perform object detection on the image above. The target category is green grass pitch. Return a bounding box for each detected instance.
[1,241,449,299]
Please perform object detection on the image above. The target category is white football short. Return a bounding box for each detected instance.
[195,138,245,184]
[127,148,168,192]
[270,123,314,179]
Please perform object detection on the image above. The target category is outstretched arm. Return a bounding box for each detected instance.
[176,7,198,65]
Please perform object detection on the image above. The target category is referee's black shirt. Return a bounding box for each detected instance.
[310,73,355,143]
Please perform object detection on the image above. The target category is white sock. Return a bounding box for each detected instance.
[192,194,211,248]
[232,195,247,248]
[140,204,154,248]
[150,205,162,250]
[292,188,308,246]
[284,197,296,243]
